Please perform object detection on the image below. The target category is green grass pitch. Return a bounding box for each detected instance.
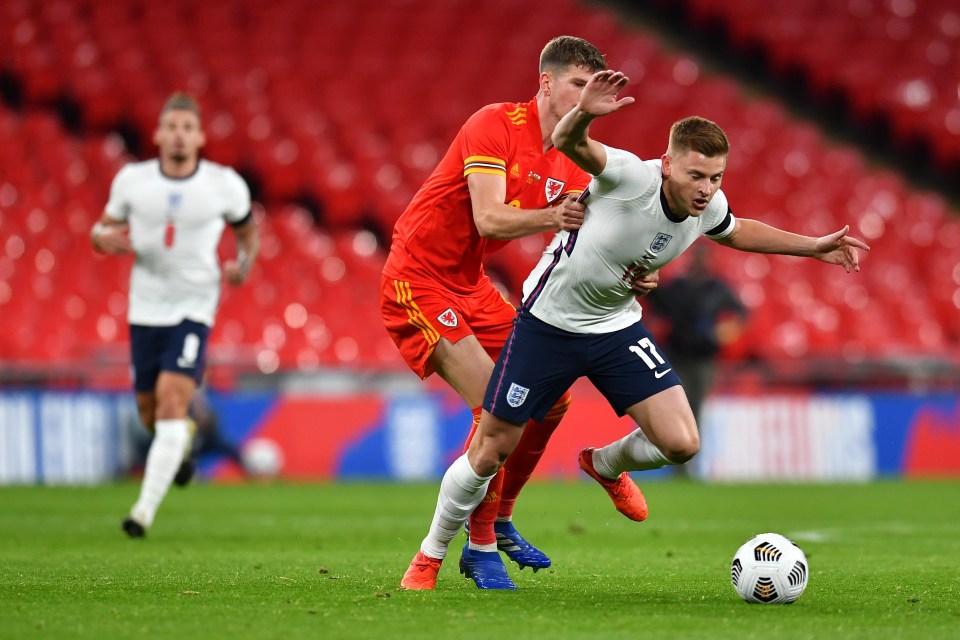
[2,479,958,639]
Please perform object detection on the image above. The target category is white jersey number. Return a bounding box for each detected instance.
[628,338,666,370]
[177,333,201,368]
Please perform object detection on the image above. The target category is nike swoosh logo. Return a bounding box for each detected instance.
[654,369,672,379]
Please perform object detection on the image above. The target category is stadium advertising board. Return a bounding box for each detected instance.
[0,389,957,483]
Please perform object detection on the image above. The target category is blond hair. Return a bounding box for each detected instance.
[668,116,729,157]
[160,92,201,121]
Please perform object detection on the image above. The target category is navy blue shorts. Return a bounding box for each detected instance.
[129,320,210,392]
[484,310,681,424]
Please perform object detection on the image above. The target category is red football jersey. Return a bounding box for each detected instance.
[383,98,590,294]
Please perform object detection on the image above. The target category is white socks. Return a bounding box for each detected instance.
[130,419,191,528]
[592,427,672,478]
[420,454,494,560]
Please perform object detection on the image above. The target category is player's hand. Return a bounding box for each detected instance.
[813,225,871,272]
[579,70,635,117]
[555,196,586,231]
[223,259,251,285]
[630,269,659,297]
[93,224,134,255]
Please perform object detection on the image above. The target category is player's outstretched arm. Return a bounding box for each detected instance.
[716,219,870,273]
[90,214,134,255]
[553,70,635,176]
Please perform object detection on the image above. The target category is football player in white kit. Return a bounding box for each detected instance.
[406,70,869,579]
[91,93,259,538]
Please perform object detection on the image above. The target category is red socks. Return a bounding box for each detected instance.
[499,390,571,519]
[464,391,572,544]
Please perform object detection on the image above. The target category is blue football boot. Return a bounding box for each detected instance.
[458,543,517,590]
[494,521,551,572]
[465,520,553,572]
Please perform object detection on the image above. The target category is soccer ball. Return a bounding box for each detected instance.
[731,533,808,604]
[241,437,284,477]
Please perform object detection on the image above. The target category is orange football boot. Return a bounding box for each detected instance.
[400,551,443,590]
[578,447,649,522]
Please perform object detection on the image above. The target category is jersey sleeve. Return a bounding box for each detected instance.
[592,145,658,201]
[104,164,134,221]
[702,190,736,239]
[221,167,252,222]
[559,155,591,198]
[459,106,512,179]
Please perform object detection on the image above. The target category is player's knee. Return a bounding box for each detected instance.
[467,434,514,477]
[154,388,192,420]
[662,429,700,464]
[469,446,503,477]
[155,401,188,420]
[668,441,699,464]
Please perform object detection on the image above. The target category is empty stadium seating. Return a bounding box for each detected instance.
[0,0,957,384]
[673,0,960,174]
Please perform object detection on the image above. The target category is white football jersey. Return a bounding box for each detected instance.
[105,159,251,327]
[522,145,735,333]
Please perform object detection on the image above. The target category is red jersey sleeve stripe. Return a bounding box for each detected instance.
[465,155,506,166]
[464,166,507,177]
[463,155,506,177]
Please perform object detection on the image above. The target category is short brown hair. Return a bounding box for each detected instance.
[539,36,606,74]
[160,92,201,121]
[668,116,729,157]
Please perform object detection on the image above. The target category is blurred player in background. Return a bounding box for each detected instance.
[186,382,248,472]
[383,35,606,590]
[403,70,869,584]
[648,242,747,476]
[91,92,259,538]
[127,381,250,479]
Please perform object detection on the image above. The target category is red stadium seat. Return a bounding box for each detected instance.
[0,0,957,376]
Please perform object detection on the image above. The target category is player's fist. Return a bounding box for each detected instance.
[555,197,586,231]
[630,269,659,297]
[223,258,251,285]
[92,223,134,255]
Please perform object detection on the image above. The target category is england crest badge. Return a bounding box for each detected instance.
[649,232,673,253]
[506,382,529,408]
